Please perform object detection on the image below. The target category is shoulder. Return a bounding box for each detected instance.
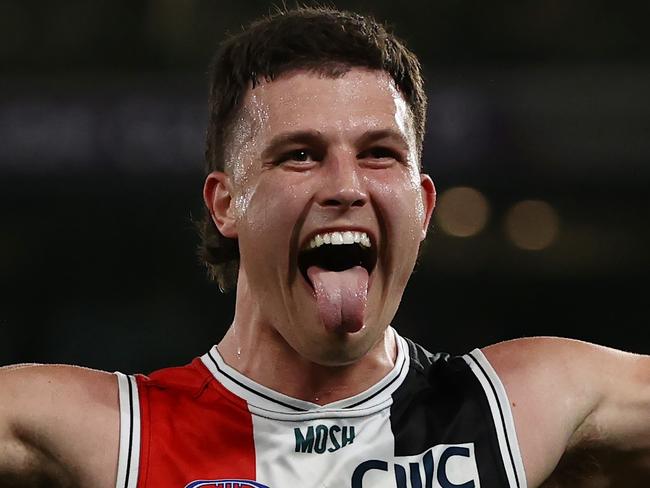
[481,335,618,362]
[1,362,117,397]
[0,364,119,487]
[1,363,118,428]
[479,337,640,487]
[481,336,630,410]
[1,363,118,426]
[480,336,611,445]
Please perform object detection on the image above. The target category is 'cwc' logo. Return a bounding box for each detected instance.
[185,480,270,488]
[351,444,479,488]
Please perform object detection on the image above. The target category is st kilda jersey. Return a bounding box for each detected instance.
[114,331,527,488]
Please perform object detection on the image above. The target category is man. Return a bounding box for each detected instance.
[1,7,649,488]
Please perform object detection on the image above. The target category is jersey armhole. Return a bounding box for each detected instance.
[464,349,528,488]
[114,372,141,488]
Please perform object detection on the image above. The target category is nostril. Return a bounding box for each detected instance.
[322,197,366,207]
[320,188,368,208]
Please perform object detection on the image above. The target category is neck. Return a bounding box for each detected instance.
[216,274,398,405]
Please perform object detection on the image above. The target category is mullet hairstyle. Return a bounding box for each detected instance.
[199,6,427,292]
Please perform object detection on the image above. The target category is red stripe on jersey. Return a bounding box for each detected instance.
[136,358,256,487]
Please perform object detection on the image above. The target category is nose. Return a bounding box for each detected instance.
[316,153,368,209]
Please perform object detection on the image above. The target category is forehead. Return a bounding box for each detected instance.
[238,68,413,143]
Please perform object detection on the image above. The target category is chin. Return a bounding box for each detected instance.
[300,326,380,367]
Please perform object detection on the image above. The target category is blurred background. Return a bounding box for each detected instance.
[1,1,648,373]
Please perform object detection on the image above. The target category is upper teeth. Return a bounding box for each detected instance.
[307,231,371,249]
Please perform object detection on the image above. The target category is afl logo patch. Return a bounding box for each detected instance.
[185,480,270,488]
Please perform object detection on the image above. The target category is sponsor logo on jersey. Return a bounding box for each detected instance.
[184,480,269,488]
[351,443,480,488]
[294,424,355,453]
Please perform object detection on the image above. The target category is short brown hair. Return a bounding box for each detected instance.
[199,6,427,292]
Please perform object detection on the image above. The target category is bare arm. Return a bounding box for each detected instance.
[0,364,120,487]
[483,338,650,488]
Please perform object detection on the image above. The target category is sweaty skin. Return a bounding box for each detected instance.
[0,68,649,487]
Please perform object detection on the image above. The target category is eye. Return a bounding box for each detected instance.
[358,146,403,163]
[277,149,316,165]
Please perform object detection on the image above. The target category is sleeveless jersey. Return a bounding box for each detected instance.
[114,332,527,488]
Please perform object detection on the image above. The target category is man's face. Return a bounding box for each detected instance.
[208,68,435,366]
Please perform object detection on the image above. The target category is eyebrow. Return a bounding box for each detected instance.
[356,128,410,152]
[260,128,410,159]
[261,130,325,160]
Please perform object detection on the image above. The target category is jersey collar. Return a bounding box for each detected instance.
[200,328,410,419]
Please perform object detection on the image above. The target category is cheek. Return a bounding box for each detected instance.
[368,171,423,245]
[238,176,304,249]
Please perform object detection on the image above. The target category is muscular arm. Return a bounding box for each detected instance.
[484,338,650,488]
[0,364,120,487]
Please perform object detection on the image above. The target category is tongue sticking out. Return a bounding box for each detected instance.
[306,265,368,334]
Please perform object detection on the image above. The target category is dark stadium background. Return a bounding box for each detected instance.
[1,1,648,373]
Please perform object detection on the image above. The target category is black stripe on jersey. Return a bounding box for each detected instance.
[389,339,512,486]
[124,375,134,488]
[206,350,306,412]
[467,352,521,488]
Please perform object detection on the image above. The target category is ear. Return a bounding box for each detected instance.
[419,174,436,240]
[203,171,238,239]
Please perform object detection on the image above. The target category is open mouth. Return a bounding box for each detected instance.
[298,235,378,288]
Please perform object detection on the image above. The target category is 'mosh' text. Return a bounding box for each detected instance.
[294,424,355,454]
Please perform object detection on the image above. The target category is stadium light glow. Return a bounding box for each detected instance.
[505,200,559,251]
[435,186,490,238]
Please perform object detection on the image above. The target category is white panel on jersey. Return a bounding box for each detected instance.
[464,350,528,488]
[114,372,141,488]
[252,408,395,488]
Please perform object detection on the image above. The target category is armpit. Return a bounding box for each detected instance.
[540,447,650,488]
[0,431,74,488]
